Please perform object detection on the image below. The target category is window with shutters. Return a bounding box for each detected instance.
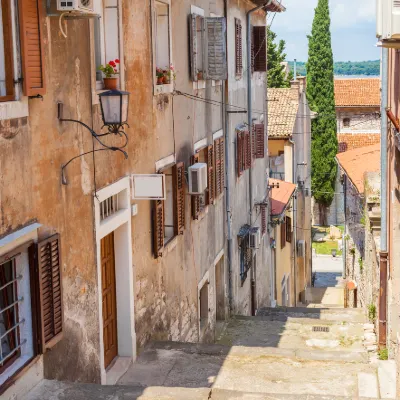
[153,0,173,94]
[281,218,286,249]
[191,149,208,220]
[237,129,252,178]
[261,204,267,236]
[189,15,227,81]
[235,18,243,77]
[153,163,185,256]
[0,0,45,104]
[255,123,265,159]
[214,138,224,198]
[252,26,267,73]
[0,233,63,385]
[239,235,252,284]
[286,216,292,243]
[93,0,122,90]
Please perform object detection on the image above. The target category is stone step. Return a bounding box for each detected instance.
[378,360,397,399]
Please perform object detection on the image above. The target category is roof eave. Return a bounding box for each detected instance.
[251,0,286,12]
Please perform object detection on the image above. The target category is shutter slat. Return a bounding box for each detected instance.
[19,0,46,96]
[37,234,63,352]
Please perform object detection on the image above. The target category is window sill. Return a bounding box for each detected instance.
[164,235,178,253]
[154,83,174,95]
[0,98,29,121]
[193,80,206,90]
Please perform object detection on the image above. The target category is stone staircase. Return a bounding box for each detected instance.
[24,307,397,400]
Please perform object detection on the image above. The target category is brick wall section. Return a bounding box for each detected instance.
[338,133,380,153]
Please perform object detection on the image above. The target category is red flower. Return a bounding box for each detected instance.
[109,61,116,67]
[115,59,120,64]
[114,69,117,73]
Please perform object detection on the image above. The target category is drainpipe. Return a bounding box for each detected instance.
[247,1,272,225]
[294,59,297,81]
[379,47,389,349]
[289,138,297,306]
[223,0,233,314]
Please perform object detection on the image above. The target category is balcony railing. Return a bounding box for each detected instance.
[270,171,285,180]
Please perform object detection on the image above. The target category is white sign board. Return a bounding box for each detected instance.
[131,174,166,200]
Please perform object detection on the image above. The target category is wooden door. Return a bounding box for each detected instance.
[101,232,118,368]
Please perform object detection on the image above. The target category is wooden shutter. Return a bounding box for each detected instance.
[204,17,227,80]
[237,131,244,177]
[153,200,164,258]
[235,18,243,76]
[245,131,251,170]
[281,218,286,249]
[191,154,201,220]
[173,162,185,234]
[37,234,63,351]
[251,125,256,164]
[189,14,198,82]
[19,0,46,96]
[1,0,15,101]
[253,26,267,72]
[286,216,292,243]
[206,145,215,205]
[261,205,267,236]
[218,138,225,195]
[215,140,221,196]
[255,123,265,159]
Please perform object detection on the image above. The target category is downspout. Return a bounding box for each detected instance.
[379,47,389,349]
[247,1,272,225]
[289,138,297,306]
[223,0,233,314]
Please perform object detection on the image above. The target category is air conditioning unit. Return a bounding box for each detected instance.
[297,240,306,258]
[57,0,94,12]
[188,163,208,194]
[249,227,261,249]
[376,0,400,43]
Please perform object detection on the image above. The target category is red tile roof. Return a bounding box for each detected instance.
[334,78,380,107]
[336,144,380,194]
[338,133,380,153]
[269,179,296,216]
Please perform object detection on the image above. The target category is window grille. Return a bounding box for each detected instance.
[0,258,25,369]
[240,235,252,284]
[100,193,120,221]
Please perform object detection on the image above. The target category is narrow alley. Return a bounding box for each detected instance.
[25,304,395,399]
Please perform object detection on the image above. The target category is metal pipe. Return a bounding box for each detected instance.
[289,138,297,306]
[223,0,233,315]
[247,1,273,225]
[294,59,297,80]
[379,47,389,348]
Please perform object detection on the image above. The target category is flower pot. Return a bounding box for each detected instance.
[197,71,203,80]
[163,76,170,84]
[157,76,164,85]
[103,77,118,90]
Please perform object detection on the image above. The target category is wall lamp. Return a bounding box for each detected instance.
[58,89,130,185]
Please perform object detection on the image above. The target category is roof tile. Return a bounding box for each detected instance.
[269,179,296,216]
[334,78,380,107]
[338,133,380,153]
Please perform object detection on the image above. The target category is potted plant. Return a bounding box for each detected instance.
[164,64,176,84]
[99,59,120,90]
[156,68,164,85]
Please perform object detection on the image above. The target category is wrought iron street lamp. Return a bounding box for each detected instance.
[58,89,131,185]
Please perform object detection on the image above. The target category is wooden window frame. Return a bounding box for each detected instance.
[0,0,15,102]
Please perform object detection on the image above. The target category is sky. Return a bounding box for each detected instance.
[272,0,380,62]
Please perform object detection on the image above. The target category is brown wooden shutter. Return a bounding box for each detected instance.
[189,14,198,82]
[237,131,244,177]
[173,162,185,234]
[251,125,256,164]
[19,0,46,96]
[286,216,292,243]
[261,205,267,236]
[153,199,164,258]
[206,145,215,205]
[37,234,63,351]
[28,244,41,356]
[281,218,286,249]
[253,26,267,72]
[255,123,265,159]
[245,131,251,170]
[235,18,243,76]
[215,140,221,196]
[219,138,225,195]
[1,0,15,101]
[191,154,201,220]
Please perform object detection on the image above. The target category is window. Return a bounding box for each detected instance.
[0,0,45,102]
[189,15,227,81]
[199,282,208,330]
[191,148,208,219]
[0,234,63,384]
[286,216,292,243]
[343,118,350,127]
[239,234,252,284]
[153,163,185,258]
[93,0,121,88]
[236,130,251,177]
[252,26,267,73]
[235,18,243,77]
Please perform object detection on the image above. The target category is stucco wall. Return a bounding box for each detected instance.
[336,108,380,134]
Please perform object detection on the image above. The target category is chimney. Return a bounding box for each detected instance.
[290,79,300,99]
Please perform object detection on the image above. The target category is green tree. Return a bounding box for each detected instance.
[306,0,338,225]
[267,28,292,88]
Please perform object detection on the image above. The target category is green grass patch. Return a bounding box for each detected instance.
[378,348,388,360]
[312,240,342,256]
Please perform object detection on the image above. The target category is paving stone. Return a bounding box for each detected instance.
[378,360,396,399]
[358,372,379,398]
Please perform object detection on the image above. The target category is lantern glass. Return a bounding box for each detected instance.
[99,90,130,126]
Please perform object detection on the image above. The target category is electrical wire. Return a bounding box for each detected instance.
[59,12,68,39]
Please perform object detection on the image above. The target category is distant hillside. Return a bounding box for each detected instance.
[287,60,380,77]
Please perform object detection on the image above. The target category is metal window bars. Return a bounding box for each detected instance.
[100,193,120,221]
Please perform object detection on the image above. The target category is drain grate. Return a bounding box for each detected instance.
[312,326,330,333]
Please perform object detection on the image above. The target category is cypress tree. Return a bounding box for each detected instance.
[306,0,338,225]
[267,28,293,88]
